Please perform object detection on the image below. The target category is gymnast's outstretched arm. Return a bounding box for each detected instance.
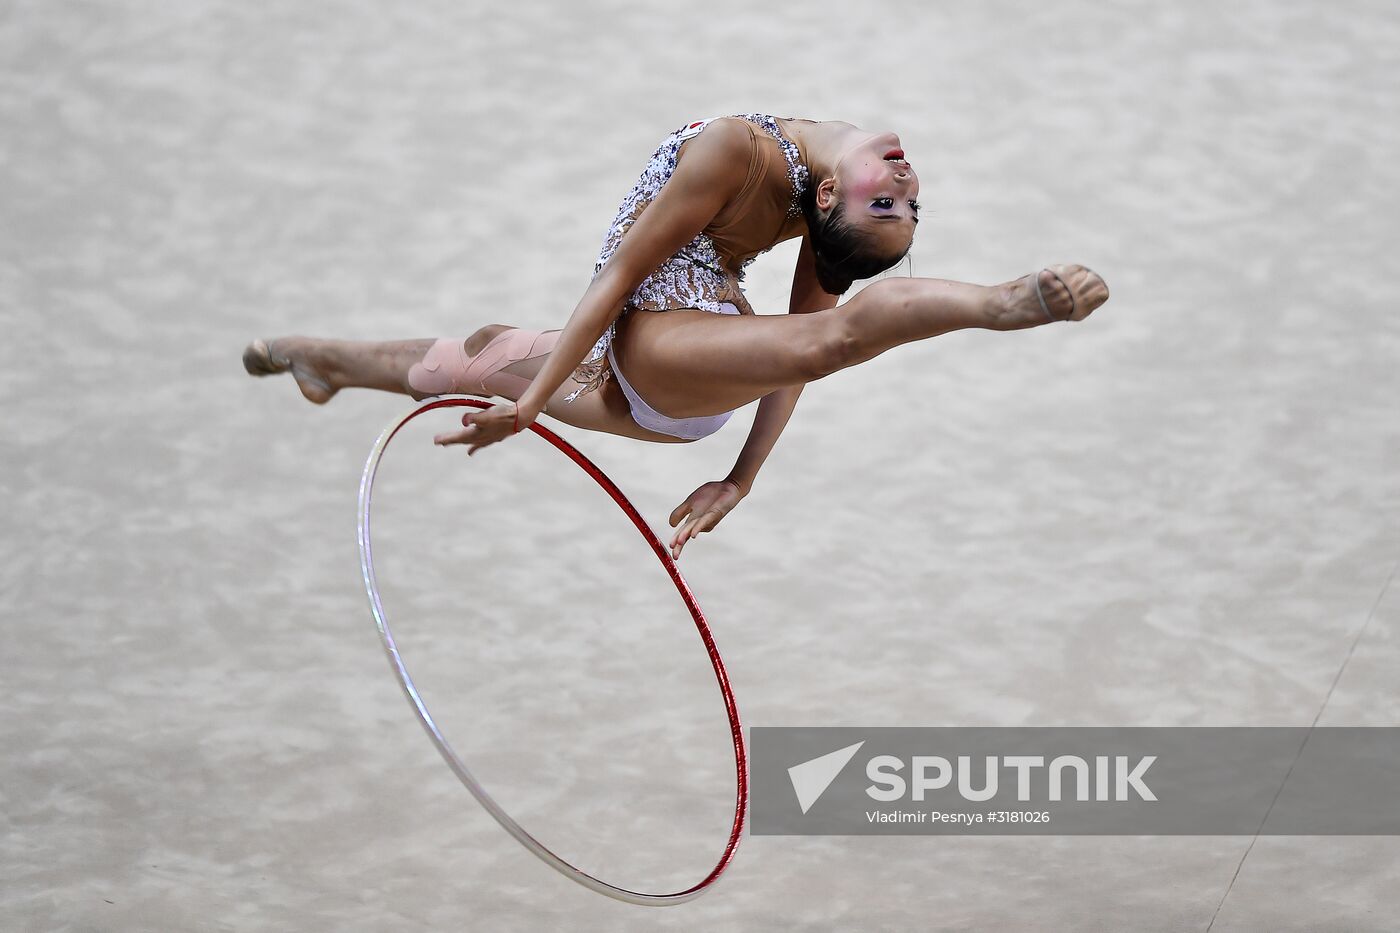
[725,235,841,494]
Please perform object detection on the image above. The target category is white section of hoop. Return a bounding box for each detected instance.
[356,397,742,906]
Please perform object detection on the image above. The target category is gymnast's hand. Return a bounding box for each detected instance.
[433,401,524,456]
[669,480,745,560]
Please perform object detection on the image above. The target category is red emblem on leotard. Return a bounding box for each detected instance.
[678,118,717,141]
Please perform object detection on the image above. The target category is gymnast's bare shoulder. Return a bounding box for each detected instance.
[672,117,754,185]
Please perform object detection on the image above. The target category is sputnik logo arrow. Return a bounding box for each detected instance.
[788,741,866,814]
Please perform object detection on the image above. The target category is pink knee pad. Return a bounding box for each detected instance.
[408,329,560,398]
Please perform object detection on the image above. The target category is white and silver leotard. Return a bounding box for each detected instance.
[566,113,810,404]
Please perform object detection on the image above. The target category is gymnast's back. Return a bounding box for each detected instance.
[568,114,812,401]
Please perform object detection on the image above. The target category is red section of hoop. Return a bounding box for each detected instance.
[383,397,747,898]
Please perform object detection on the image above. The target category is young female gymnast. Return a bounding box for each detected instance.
[244,113,1110,559]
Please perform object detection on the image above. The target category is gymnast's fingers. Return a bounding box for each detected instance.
[671,520,696,557]
[465,423,515,457]
[675,510,717,557]
[434,424,479,446]
[690,509,722,538]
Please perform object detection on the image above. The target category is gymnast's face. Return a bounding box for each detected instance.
[823,132,921,254]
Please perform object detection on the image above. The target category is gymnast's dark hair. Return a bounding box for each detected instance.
[799,178,911,295]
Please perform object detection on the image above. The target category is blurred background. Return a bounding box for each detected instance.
[3,1,1397,929]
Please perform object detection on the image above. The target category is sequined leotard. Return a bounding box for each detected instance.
[565,113,812,404]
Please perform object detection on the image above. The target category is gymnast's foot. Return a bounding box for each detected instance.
[242,336,338,404]
[994,264,1110,330]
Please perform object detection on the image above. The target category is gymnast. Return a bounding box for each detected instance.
[244,113,1109,559]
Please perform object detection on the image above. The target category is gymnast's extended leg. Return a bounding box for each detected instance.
[242,325,693,443]
[612,264,1109,419]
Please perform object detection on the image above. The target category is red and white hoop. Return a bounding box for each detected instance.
[356,397,747,905]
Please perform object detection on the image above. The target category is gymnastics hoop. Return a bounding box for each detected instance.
[356,397,747,906]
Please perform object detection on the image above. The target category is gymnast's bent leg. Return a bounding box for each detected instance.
[242,326,681,441]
